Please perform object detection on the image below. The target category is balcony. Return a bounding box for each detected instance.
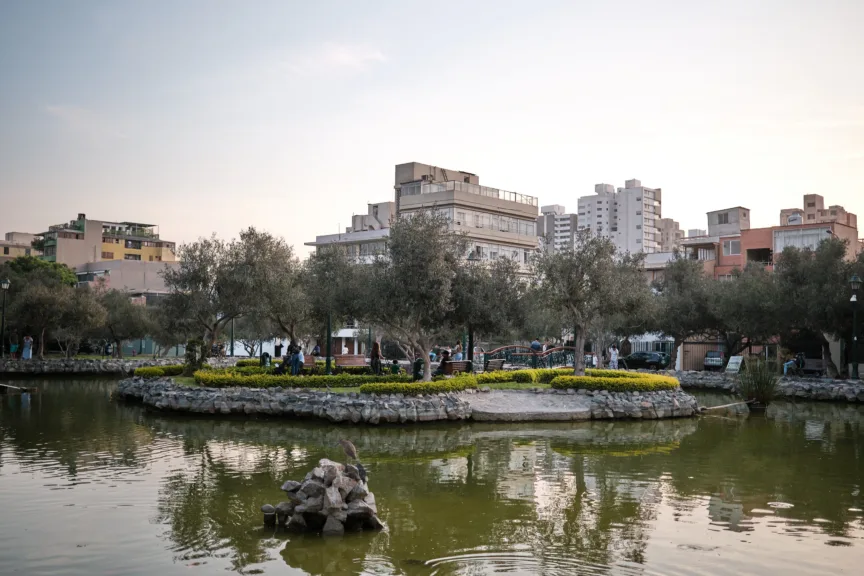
[401,180,537,207]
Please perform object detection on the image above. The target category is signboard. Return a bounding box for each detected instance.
[725,356,744,373]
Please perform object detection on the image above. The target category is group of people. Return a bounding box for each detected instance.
[5,331,33,360]
[429,341,466,362]
[529,338,554,353]
[274,341,310,376]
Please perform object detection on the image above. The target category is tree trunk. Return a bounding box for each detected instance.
[821,336,839,378]
[115,339,123,358]
[573,326,586,376]
[39,328,46,360]
[670,337,683,371]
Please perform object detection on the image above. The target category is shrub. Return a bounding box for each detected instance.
[192,370,412,388]
[738,356,778,405]
[134,366,165,378]
[476,371,514,384]
[160,365,185,376]
[359,375,477,396]
[550,373,680,392]
[235,359,283,367]
[512,369,541,383]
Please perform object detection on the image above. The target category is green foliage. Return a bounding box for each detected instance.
[738,356,779,405]
[359,375,478,396]
[476,371,516,384]
[193,370,411,388]
[550,373,680,392]
[133,365,186,378]
[97,289,152,358]
[451,257,526,343]
[2,255,77,286]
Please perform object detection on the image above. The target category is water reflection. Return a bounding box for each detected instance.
[1,379,863,576]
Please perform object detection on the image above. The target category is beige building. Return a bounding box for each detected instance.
[779,194,857,229]
[305,201,395,262]
[74,259,179,297]
[38,213,176,268]
[658,218,684,252]
[1,232,40,263]
[395,162,539,268]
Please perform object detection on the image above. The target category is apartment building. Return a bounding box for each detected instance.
[37,214,176,268]
[305,201,396,262]
[577,179,662,254]
[395,162,539,268]
[779,194,857,229]
[536,205,578,252]
[681,205,859,279]
[658,218,684,252]
[0,232,40,263]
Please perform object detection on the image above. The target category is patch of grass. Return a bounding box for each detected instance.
[172,376,198,386]
[483,381,551,390]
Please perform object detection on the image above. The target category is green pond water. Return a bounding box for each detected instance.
[1,381,863,576]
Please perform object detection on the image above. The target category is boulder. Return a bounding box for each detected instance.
[322,515,345,536]
[300,479,325,498]
[280,480,301,493]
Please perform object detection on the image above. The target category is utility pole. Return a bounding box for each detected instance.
[325,312,332,375]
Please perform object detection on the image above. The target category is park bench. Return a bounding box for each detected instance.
[801,358,824,376]
[484,358,505,372]
[442,360,470,375]
[335,354,367,367]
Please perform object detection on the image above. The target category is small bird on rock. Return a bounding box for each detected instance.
[337,439,367,483]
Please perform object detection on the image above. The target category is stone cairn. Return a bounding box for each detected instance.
[261,458,383,536]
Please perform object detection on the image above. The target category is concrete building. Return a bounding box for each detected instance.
[537,204,578,252]
[395,162,539,268]
[687,228,707,238]
[1,232,40,263]
[681,204,858,280]
[75,259,179,298]
[37,214,176,268]
[305,201,395,262]
[658,218,684,252]
[779,194,857,229]
[577,179,662,254]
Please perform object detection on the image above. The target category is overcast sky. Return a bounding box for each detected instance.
[1,0,862,252]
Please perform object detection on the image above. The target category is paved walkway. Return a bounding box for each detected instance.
[465,390,592,422]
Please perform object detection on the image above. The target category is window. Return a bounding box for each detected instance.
[149,255,154,261]
[456,211,465,224]
[101,251,114,259]
[830,210,837,216]
[25,249,30,256]
[717,213,729,224]
[124,254,141,261]
[125,239,141,249]
[807,214,815,220]
[807,202,816,208]
[722,239,741,256]
[611,227,617,232]
[2,247,7,255]
[636,197,641,201]
[636,211,642,215]
[44,246,56,257]
[636,225,642,229]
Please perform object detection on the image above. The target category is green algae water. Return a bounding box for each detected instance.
[1,379,862,575]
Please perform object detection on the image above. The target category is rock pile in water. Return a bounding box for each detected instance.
[261,458,383,535]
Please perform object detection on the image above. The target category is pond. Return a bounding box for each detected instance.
[1,379,862,576]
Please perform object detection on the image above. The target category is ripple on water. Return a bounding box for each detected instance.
[421,549,651,576]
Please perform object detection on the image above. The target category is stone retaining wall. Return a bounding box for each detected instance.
[115,378,698,423]
[672,370,864,403]
[116,378,472,423]
[0,357,236,375]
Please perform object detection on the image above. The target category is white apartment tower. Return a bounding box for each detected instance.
[577,179,662,254]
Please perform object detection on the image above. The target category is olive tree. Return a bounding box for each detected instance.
[97,289,151,358]
[533,232,651,375]
[357,210,467,381]
[54,286,107,358]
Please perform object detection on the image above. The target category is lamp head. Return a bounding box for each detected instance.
[0,278,9,291]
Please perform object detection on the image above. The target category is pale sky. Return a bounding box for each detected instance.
[1,0,863,253]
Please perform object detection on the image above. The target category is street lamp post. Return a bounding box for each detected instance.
[852,274,861,380]
[0,278,10,359]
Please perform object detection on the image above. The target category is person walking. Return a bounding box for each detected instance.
[609,344,619,370]
[22,334,33,360]
[370,341,383,375]
[453,340,463,361]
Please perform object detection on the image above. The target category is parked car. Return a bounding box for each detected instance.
[703,350,725,371]
[620,351,670,370]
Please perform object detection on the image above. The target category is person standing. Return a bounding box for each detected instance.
[22,334,33,360]
[370,341,383,375]
[530,338,542,352]
[453,340,463,361]
[274,339,283,358]
[9,330,19,359]
[291,345,305,376]
[609,345,619,370]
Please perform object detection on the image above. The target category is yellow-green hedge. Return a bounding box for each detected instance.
[133,365,185,378]
[359,375,478,396]
[550,373,680,392]
[193,370,411,388]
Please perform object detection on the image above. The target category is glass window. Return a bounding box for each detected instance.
[717,213,730,225]
[722,240,741,255]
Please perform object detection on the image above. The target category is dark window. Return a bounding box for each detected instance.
[807,202,816,208]
[124,254,141,261]
[2,247,8,255]
[807,214,815,220]
[101,251,114,259]
[717,213,730,224]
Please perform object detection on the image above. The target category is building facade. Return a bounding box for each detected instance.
[779,194,857,229]
[1,232,40,263]
[38,214,176,268]
[395,162,539,268]
[305,201,395,262]
[658,218,684,252]
[577,179,662,254]
[537,205,578,252]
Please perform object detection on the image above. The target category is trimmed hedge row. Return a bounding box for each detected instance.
[133,365,185,378]
[192,370,412,389]
[359,375,478,396]
[230,361,372,375]
[550,373,680,392]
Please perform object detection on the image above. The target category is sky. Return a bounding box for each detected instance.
[1,0,863,253]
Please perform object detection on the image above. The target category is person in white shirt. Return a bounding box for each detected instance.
[609,345,619,369]
[341,344,349,355]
